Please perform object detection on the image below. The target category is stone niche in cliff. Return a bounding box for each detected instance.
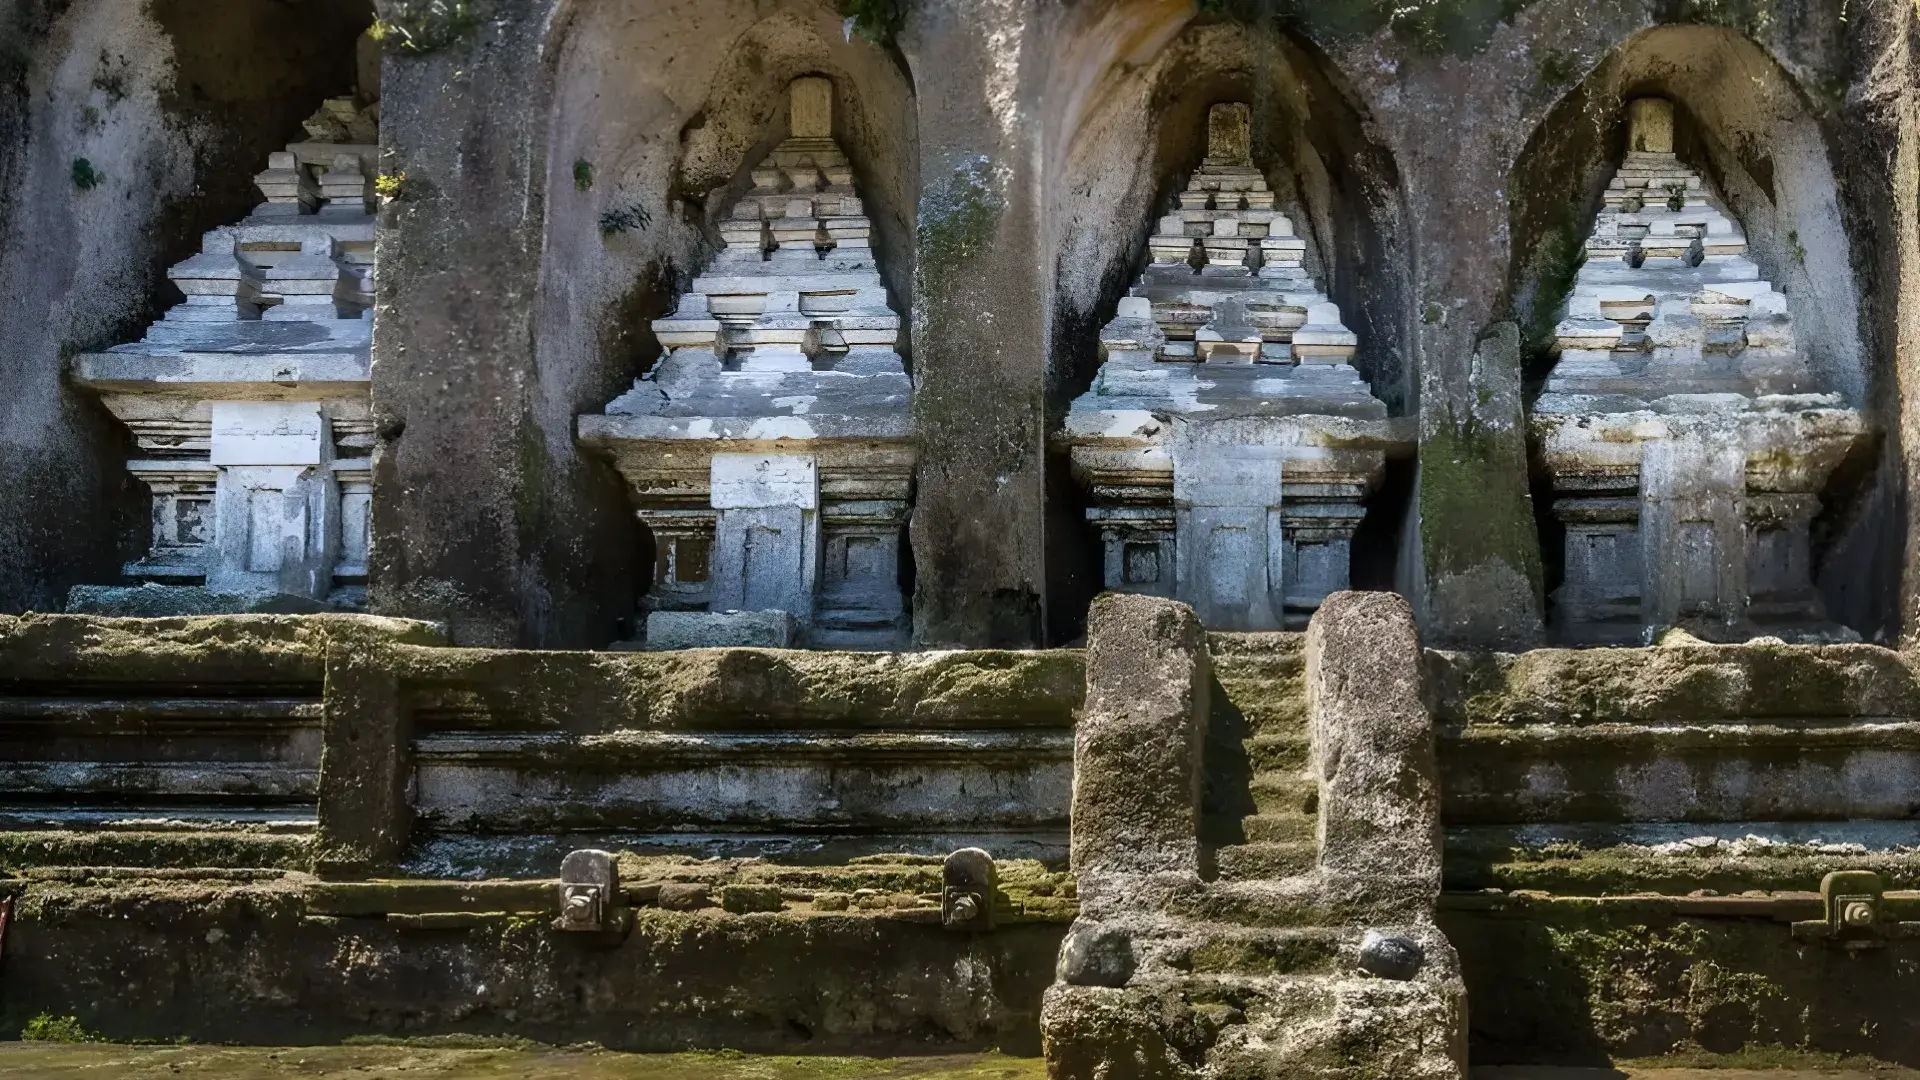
[1057,103,1411,631]
[579,77,913,650]
[70,67,382,616]
[1533,97,1866,645]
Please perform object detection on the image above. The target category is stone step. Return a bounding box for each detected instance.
[1242,812,1316,844]
[1249,770,1317,816]
[1247,731,1311,773]
[1173,924,1348,976]
[1214,839,1318,880]
[1168,875,1435,930]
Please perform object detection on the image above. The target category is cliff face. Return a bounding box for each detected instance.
[0,0,1914,652]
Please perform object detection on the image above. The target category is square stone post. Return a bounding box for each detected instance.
[901,0,1048,647]
[1043,592,1209,1080]
[314,643,410,878]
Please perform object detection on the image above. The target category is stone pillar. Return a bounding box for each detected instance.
[207,401,340,601]
[314,643,409,877]
[1306,591,1444,911]
[1043,592,1209,1080]
[370,7,635,647]
[1640,435,1747,639]
[1067,592,1209,885]
[901,0,1047,647]
[1171,442,1287,630]
[1416,323,1545,648]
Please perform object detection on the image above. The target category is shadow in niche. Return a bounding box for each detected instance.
[1198,669,1256,881]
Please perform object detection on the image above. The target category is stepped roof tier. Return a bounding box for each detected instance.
[578,77,910,453]
[1538,97,1818,413]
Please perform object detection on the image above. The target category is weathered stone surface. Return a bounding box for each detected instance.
[0,873,1064,1052]
[0,1,370,618]
[644,610,799,650]
[66,584,331,617]
[314,643,409,877]
[1069,593,1209,880]
[1307,591,1442,903]
[1530,93,1867,646]
[0,612,444,685]
[578,78,916,650]
[720,883,785,914]
[1047,592,1464,1080]
[1059,104,1412,632]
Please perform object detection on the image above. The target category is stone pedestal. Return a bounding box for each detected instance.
[1058,104,1409,631]
[1532,98,1867,644]
[578,78,914,650]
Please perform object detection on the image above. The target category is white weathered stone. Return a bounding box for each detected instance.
[578,77,914,649]
[644,610,800,650]
[71,74,381,613]
[1534,97,1866,643]
[1057,103,1405,629]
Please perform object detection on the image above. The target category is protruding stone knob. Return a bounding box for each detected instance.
[1358,930,1425,981]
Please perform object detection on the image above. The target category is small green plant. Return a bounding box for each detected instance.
[573,159,593,191]
[70,157,102,191]
[1422,301,1446,326]
[1788,229,1807,266]
[374,171,406,199]
[599,201,650,235]
[22,1013,97,1043]
[837,0,908,45]
[367,0,484,54]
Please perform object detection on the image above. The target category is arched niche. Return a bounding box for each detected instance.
[1046,15,1412,413]
[1511,25,1876,644]
[535,1,917,389]
[1507,24,1865,403]
[0,0,372,614]
[1041,9,1412,640]
[532,1,917,638]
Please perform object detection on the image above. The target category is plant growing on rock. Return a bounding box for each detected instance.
[368,0,484,54]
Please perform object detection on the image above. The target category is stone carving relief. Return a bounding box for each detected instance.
[578,77,913,649]
[1533,97,1866,643]
[1057,104,1411,630]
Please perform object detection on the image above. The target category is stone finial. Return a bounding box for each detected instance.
[1628,97,1674,155]
[789,76,833,140]
[1204,102,1253,168]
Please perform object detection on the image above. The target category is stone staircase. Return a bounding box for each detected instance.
[1206,632,1317,884]
[1042,593,1466,1080]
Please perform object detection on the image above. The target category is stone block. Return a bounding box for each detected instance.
[1205,102,1252,166]
[314,643,410,877]
[1629,96,1674,154]
[1070,593,1208,880]
[710,453,818,510]
[1305,591,1441,902]
[209,401,327,466]
[788,76,833,140]
[644,610,798,650]
[655,883,713,911]
[64,583,331,616]
[721,884,786,914]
